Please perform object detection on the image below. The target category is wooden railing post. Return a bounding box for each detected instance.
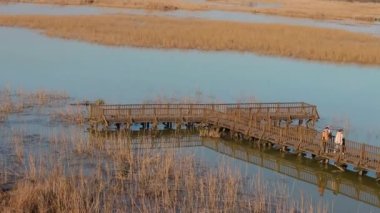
[360,144,366,166]
[167,104,169,117]
[279,128,283,145]
[301,102,306,114]
[298,128,303,151]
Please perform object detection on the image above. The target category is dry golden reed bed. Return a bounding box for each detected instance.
[209,0,380,22]
[3,0,207,11]
[0,88,327,212]
[0,127,328,212]
[0,87,69,122]
[1,14,380,65]
[5,0,380,22]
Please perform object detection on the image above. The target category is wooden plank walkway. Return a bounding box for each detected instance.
[88,102,380,179]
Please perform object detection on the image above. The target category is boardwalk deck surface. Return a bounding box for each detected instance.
[88,102,380,179]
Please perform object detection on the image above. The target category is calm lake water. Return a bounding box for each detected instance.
[1,3,380,36]
[1,4,380,211]
[1,27,379,144]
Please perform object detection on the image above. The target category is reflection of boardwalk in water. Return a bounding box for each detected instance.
[89,132,203,150]
[88,102,380,180]
[129,134,202,149]
[123,134,380,208]
[200,139,380,208]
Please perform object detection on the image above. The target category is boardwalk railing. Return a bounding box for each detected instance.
[89,102,319,124]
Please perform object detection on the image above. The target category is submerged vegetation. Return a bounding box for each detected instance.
[0,14,380,65]
[0,88,69,122]
[50,105,87,124]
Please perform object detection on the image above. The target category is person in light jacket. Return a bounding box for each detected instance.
[321,126,330,153]
[334,129,344,153]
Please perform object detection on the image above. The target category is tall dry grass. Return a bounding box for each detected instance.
[4,0,207,11]
[0,128,329,212]
[11,131,25,163]
[50,105,87,125]
[0,88,23,122]
[15,88,69,107]
[208,0,380,22]
[0,14,380,65]
[0,87,69,122]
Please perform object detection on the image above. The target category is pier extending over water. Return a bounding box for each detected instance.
[88,102,380,180]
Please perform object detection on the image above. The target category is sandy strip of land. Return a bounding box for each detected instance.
[0,14,380,65]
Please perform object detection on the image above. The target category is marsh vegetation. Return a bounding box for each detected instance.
[0,133,327,212]
[4,0,380,22]
[0,88,69,123]
[209,0,380,22]
[0,89,328,212]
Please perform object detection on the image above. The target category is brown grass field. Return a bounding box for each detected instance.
[0,14,380,65]
[4,0,380,22]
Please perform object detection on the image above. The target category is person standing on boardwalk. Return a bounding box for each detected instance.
[334,129,344,154]
[327,126,332,150]
[321,126,330,153]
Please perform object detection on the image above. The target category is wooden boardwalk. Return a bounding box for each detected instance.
[88,102,380,180]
